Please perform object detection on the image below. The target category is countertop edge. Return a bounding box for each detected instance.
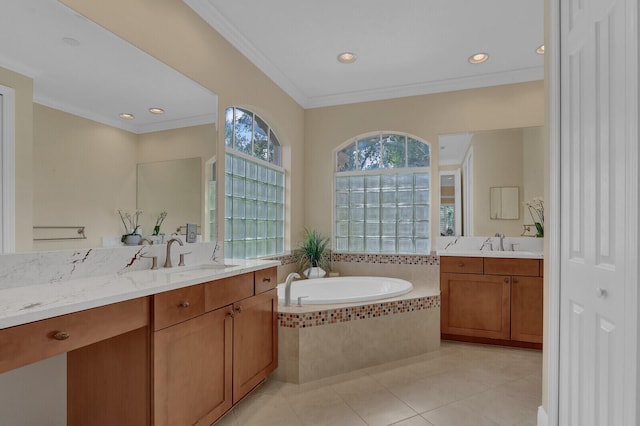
[0,259,280,330]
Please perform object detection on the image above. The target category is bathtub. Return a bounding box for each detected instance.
[276,276,413,305]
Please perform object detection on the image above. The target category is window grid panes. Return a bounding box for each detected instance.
[335,170,430,254]
[225,152,284,259]
[335,132,430,254]
[225,107,281,166]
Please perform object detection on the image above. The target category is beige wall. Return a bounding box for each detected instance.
[0,67,33,252]
[32,105,216,250]
[32,104,138,250]
[61,0,305,251]
[138,124,216,238]
[522,126,545,208]
[304,81,544,246]
[471,128,525,237]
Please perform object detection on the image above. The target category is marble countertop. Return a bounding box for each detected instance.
[436,250,544,259]
[0,259,280,330]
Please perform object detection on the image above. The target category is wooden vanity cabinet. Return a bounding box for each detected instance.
[152,306,233,426]
[151,267,278,425]
[232,288,278,403]
[440,272,511,340]
[510,275,543,343]
[440,256,542,348]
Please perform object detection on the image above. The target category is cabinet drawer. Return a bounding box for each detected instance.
[204,272,254,312]
[255,267,277,294]
[484,258,540,276]
[153,285,205,331]
[440,256,484,274]
[0,297,150,374]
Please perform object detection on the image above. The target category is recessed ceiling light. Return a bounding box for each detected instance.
[149,107,165,115]
[62,37,80,47]
[468,52,489,64]
[119,113,134,120]
[337,52,357,64]
[536,45,545,55]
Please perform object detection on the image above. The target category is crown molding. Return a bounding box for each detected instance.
[305,67,544,109]
[184,0,309,107]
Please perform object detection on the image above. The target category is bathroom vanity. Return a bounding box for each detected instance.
[439,251,543,349]
[0,261,278,426]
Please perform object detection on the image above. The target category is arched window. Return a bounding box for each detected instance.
[225,107,281,165]
[224,107,284,258]
[334,132,431,254]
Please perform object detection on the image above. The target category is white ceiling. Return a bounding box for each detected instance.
[185,0,544,109]
[438,132,472,165]
[0,0,218,134]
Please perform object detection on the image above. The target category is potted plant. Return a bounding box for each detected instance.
[293,228,331,278]
[524,197,544,238]
[118,209,143,245]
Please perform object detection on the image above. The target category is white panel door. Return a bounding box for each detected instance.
[559,0,637,424]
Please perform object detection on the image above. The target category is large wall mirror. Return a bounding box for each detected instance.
[137,158,202,238]
[0,0,218,251]
[438,126,544,237]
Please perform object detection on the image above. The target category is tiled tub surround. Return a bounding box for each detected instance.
[274,255,441,384]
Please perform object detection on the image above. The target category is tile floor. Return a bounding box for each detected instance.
[214,341,542,426]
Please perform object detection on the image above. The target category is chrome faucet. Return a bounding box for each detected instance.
[164,238,184,268]
[138,237,153,245]
[283,272,301,307]
[495,233,505,251]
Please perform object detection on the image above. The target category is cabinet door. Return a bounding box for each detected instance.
[441,273,511,340]
[232,289,278,403]
[153,307,233,426]
[510,276,543,343]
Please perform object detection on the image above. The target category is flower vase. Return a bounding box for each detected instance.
[534,222,544,238]
[304,267,326,278]
[123,234,142,246]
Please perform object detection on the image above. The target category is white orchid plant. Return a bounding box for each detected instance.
[118,209,143,241]
[524,197,544,238]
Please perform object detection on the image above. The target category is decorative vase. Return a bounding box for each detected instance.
[304,266,326,278]
[534,222,544,238]
[123,234,142,246]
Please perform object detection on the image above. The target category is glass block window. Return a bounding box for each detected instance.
[224,152,284,259]
[439,204,455,236]
[225,107,281,166]
[335,133,431,254]
[208,162,217,241]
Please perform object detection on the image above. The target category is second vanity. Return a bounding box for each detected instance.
[0,258,279,426]
[437,237,544,349]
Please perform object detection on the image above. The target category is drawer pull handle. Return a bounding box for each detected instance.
[53,331,70,341]
[235,306,243,313]
[179,301,190,308]
[504,278,510,283]
[513,278,519,284]
[458,262,465,267]
[596,288,608,298]
[228,310,235,318]
[263,277,271,282]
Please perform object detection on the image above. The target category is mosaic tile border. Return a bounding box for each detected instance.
[267,252,439,266]
[331,253,439,265]
[278,295,440,329]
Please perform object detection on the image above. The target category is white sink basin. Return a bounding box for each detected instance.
[158,263,238,280]
[159,263,239,274]
[437,249,543,259]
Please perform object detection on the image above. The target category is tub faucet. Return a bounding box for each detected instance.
[164,238,184,268]
[284,272,301,307]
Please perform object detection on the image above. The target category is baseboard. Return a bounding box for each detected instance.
[537,405,548,426]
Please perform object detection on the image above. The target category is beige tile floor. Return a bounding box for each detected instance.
[214,341,541,426]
